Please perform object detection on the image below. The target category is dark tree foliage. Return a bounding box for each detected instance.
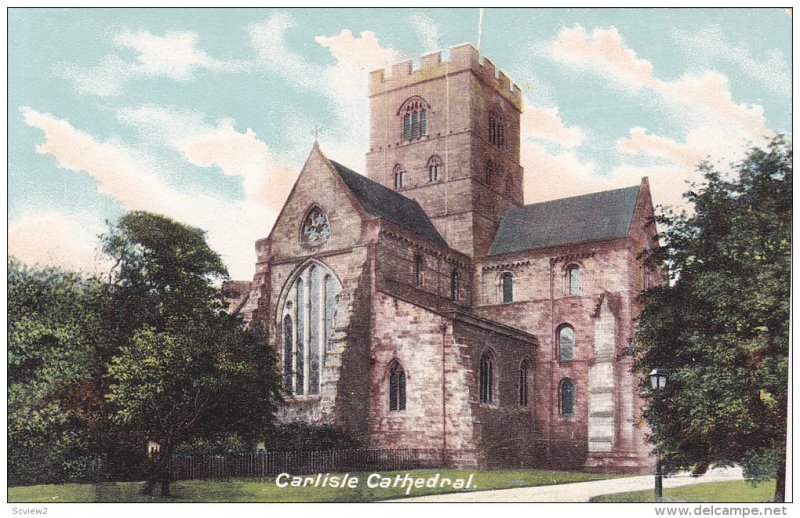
[263,423,363,452]
[636,137,790,502]
[101,211,282,496]
[8,211,282,493]
[8,259,110,485]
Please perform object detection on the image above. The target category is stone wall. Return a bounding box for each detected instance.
[366,43,523,257]
[474,238,643,470]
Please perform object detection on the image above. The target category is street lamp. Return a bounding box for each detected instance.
[649,368,668,502]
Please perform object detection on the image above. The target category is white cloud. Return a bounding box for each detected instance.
[248,12,319,90]
[546,25,770,137]
[617,127,705,168]
[20,106,277,280]
[8,212,106,274]
[249,12,401,171]
[531,24,778,210]
[116,104,298,211]
[521,142,602,203]
[409,12,441,53]
[673,25,791,96]
[521,103,584,148]
[57,29,247,96]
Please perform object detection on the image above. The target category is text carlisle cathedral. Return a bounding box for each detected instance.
[228,44,659,472]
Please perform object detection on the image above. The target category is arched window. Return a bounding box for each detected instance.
[519,360,530,407]
[558,324,576,362]
[560,378,575,416]
[489,108,505,148]
[450,269,459,302]
[281,263,342,397]
[393,164,405,189]
[501,272,514,304]
[485,160,494,184]
[480,351,495,404]
[567,265,581,296]
[414,254,423,288]
[389,361,406,411]
[400,96,430,141]
[427,155,442,182]
[283,315,293,392]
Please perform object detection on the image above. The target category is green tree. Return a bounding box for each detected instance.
[100,211,281,496]
[7,259,109,485]
[636,137,791,502]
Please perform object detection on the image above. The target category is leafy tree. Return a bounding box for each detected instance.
[100,211,281,496]
[7,259,109,485]
[636,137,790,502]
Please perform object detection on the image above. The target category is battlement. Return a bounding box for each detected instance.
[369,43,523,111]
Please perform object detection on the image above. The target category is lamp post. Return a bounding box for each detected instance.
[649,368,668,502]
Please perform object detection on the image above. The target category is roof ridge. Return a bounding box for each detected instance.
[329,159,447,247]
[517,184,640,210]
[330,159,413,202]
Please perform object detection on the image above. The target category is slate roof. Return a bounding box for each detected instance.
[330,160,448,247]
[489,185,641,255]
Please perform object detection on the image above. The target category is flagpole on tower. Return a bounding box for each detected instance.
[477,8,485,50]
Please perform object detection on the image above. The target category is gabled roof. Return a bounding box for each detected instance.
[489,185,641,255]
[330,160,448,247]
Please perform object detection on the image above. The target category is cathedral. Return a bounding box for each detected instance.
[227,43,659,472]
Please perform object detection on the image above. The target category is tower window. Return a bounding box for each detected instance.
[428,155,442,182]
[399,96,430,141]
[389,361,406,411]
[489,109,505,148]
[393,164,405,189]
[501,272,514,303]
[485,160,494,184]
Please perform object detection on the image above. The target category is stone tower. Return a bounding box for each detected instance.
[366,43,524,257]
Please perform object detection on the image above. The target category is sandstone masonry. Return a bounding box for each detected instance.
[235,43,659,473]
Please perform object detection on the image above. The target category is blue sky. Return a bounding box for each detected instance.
[8,8,792,280]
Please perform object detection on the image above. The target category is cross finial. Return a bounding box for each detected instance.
[311,124,322,141]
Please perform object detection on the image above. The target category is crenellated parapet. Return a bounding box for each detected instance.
[369,43,523,111]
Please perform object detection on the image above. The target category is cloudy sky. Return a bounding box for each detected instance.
[8,8,791,280]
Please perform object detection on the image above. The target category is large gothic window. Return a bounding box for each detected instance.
[389,361,406,411]
[480,350,495,404]
[281,262,342,396]
[558,324,576,362]
[283,315,293,390]
[301,206,331,245]
[400,96,430,141]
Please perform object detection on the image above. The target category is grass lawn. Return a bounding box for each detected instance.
[589,479,776,503]
[9,469,628,503]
